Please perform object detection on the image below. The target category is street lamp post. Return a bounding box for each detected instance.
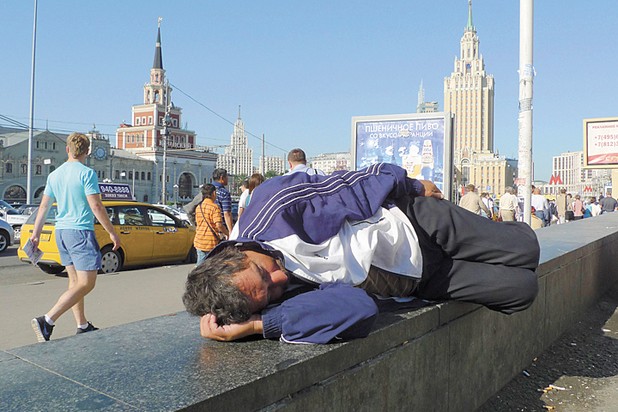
[161,81,171,205]
[173,184,179,207]
[27,0,38,204]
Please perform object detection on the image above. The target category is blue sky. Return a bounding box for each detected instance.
[1,1,617,181]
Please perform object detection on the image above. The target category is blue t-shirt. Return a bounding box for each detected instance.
[43,161,100,230]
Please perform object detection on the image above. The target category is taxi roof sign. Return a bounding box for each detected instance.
[99,183,133,201]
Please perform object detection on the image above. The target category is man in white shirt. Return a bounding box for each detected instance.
[284,148,326,176]
[530,187,549,227]
[499,186,519,222]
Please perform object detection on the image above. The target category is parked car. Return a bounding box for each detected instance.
[16,204,39,216]
[18,201,197,275]
[0,219,15,253]
[0,207,29,241]
[152,204,190,223]
[0,200,15,211]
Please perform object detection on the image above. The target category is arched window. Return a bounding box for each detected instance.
[35,165,42,175]
[141,171,146,180]
[147,172,151,180]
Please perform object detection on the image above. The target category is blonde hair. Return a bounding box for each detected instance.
[67,132,90,158]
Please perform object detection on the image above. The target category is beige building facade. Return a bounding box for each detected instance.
[443,1,514,198]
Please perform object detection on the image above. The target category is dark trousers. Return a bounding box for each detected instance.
[396,196,540,314]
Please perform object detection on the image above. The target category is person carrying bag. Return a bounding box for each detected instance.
[194,184,228,265]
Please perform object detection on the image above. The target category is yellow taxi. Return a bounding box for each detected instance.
[18,200,197,275]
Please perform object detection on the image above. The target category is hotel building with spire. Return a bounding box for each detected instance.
[215,107,254,178]
[444,0,516,197]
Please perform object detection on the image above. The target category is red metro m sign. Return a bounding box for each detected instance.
[549,174,563,185]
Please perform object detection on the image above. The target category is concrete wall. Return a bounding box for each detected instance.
[1,215,617,411]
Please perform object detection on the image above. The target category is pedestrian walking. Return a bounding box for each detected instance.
[194,184,227,265]
[30,132,120,342]
[459,184,491,217]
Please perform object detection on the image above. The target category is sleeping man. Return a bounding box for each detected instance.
[183,163,540,344]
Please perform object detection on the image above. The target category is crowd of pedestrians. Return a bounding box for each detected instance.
[460,183,616,229]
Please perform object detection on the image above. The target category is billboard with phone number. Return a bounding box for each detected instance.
[583,117,618,168]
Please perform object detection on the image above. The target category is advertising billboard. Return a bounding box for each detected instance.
[351,112,453,198]
[99,183,133,201]
[583,117,618,168]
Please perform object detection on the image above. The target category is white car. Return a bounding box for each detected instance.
[0,219,15,253]
[152,204,190,223]
[0,208,29,241]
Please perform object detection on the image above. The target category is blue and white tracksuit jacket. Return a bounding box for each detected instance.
[209,163,424,344]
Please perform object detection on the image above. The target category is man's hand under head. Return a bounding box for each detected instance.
[200,313,263,341]
[420,180,444,200]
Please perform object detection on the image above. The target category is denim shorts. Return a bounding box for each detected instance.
[56,229,102,271]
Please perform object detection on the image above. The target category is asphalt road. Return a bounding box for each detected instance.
[0,244,192,350]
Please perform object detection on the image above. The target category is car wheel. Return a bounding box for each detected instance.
[38,263,66,275]
[0,231,8,253]
[100,246,122,274]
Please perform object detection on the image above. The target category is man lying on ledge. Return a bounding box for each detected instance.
[183,163,540,344]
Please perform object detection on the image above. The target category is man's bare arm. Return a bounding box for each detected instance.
[87,194,120,250]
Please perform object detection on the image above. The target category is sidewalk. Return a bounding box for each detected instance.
[479,285,618,411]
[0,263,192,350]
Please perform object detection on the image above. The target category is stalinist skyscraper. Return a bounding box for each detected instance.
[444,0,515,196]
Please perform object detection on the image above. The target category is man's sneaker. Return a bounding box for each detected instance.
[31,316,54,342]
[76,322,99,334]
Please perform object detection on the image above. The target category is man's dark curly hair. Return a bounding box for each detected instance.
[182,245,253,325]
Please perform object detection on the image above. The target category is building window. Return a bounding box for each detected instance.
[148,116,153,125]
[129,171,133,180]
[115,170,120,180]
[147,172,151,180]
[44,142,48,150]
[21,164,27,174]
[35,165,42,175]
[5,163,12,173]
[141,171,146,180]
[136,117,141,125]
[53,142,56,150]
[142,117,146,125]
[172,119,178,127]
[36,141,39,149]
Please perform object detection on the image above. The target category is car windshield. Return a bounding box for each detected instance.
[25,206,59,225]
[0,200,17,211]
